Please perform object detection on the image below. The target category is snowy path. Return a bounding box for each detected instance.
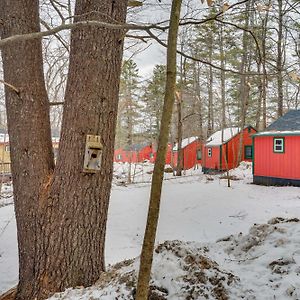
[1,168,300,294]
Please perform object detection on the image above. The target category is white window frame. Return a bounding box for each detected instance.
[273,138,284,153]
[116,154,122,160]
[5,145,10,152]
[208,147,212,157]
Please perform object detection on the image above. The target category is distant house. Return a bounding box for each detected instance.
[0,134,59,175]
[253,110,300,186]
[0,133,10,174]
[172,137,202,170]
[202,126,257,174]
[114,148,127,163]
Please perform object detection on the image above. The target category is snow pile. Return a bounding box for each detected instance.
[222,161,253,183]
[217,217,300,299]
[48,241,243,300]
[206,128,239,146]
[48,218,300,300]
[0,183,13,208]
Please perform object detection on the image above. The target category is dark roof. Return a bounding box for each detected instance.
[124,142,151,151]
[266,110,300,131]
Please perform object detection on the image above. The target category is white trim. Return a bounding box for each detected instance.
[273,138,284,153]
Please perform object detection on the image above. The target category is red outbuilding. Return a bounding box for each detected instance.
[172,137,203,170]
[202,126,257,174]
[253,110,300,186]
[149,144,172,165]
[114,143,154,163]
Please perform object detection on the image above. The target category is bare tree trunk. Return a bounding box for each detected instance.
[135,0,182,298]
[256,5,269,130]
[237,0,251,164]
[207,28,214,137]
[207,68,214,136]
[277,0,284,118]
[219,22,230,187]
[193,62,204,141]
[219,22,226,130]
[1,1,127,299]
[176,91,183,176]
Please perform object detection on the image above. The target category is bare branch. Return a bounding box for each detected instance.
[0,21,157,49]
[40,19,69,52]
[49,101,64,106]
[0,80,19,94]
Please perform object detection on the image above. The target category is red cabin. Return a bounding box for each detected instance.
[149,144,172,165]
[253,110,300,186]
[202,126,257,174]
[172,137,202,170]
[114,143,153,163]
[114,148,128,163]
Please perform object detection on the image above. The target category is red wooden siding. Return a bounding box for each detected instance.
[149,144,172,165]
[172,140,202,170]
[203,126,256,172]
[254,135,300,180]
[114,144,172,164]
[202,146,220,170]
[114,147,150,163]
[221,127,255,170]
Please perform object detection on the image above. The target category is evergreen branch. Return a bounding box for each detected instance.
[214,18,262,65]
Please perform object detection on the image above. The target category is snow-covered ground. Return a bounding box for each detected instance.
[1,162,300,299]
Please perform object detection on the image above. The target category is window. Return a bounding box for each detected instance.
[208,148,212,157]
[150,153,154,159]
[196,149,202,160]
[116,154,122,160]
[273,138,284,153]
[244,145,252,159]
[5,145,10,152]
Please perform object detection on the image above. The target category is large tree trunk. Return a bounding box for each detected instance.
[1,1,127,299]
[1,1,55,298]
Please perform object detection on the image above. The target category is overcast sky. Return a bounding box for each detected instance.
[125,0,205,79]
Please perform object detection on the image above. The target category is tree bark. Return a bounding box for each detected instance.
[237,0,251,164]
[1,1,127,299]
[1,1,55,298]
[135,0,182,298]
[193,62,204,141]
[256,4,269,130]
[176,91,183,176]
[277,0,284,118]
